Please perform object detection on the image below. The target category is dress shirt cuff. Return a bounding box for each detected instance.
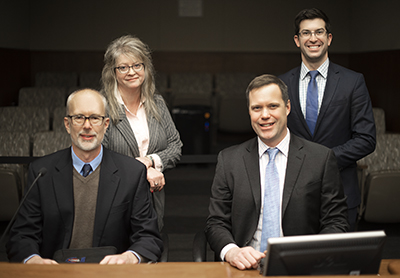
[150,154,163,172]
[24,254,40,264]
[127,250,141,264]
[220,243,239,262]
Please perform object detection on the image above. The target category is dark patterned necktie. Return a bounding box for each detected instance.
[82,164,92,177]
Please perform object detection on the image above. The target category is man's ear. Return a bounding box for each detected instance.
[64,117,71,134]
[104,118,110,130]
[286,99,291,116]
[294,35,300,48]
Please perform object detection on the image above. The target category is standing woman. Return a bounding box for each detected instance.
[101,35,182,231]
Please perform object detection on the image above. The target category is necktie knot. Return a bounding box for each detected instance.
[82,164,92,177]
[267,148,279,163]
[309,70,319,80]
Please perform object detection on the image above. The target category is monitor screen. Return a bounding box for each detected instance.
[261,230,386,276]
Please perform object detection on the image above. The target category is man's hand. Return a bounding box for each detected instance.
[225,246,265,270]
[99,251,139,265]
[26,255,58,265]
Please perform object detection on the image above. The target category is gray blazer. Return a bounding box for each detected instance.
[103,94,182,230]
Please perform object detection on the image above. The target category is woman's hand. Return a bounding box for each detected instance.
[147,167,165,192]
[136,156,153,169]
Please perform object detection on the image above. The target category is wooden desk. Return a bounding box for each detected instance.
[0,260,397,278]
[388,260,400,274]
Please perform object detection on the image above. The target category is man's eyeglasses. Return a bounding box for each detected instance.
[114,63,144,74]
[298,29,327,39]
[67,115,106,126]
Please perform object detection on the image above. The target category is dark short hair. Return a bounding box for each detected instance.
[245,74,289,106]
[294,8,331,36]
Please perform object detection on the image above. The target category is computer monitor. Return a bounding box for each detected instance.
[261,230,386,276]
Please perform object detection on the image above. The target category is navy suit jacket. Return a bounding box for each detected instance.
[279,62,376,208]
[7,147,163,262]
[205,135,349,257]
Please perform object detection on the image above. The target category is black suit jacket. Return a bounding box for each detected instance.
[279,62,376,208]
[205,135,349,257]
[7,147,163,262]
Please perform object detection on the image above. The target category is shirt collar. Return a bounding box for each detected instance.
[257,128,290,158]
[300,58,330,80]
[71,145,103,174]
[115,87,145,109]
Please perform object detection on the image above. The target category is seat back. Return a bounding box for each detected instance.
[372,107,386,135]
[52,106,67,132]
[0,132,30,221]
[358,133,400,223]
[364,171,400,223]
[18,87,67,108]
[32,131,71,157]
[0,169,22,221]
[358,134,400,175]
[0,106,50,137]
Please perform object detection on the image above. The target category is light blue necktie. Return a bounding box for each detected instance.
[260,148,280,252]
[81,164,92,177]
[306,70,319,135]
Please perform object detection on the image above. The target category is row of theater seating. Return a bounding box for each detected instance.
[29,71,257,133]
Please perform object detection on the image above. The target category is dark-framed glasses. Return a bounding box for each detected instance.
[115,63,144,74]
[298,29,327,38]
[67,115,106,126]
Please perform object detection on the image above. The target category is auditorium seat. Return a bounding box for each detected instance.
[357,133,400,223]
[18,87,67,123]
[32,131,71,157]
[0,132,30,220]
[0,107,50,141]
[372,107,386,135]
[18,87,67,108]
[52,106,67,132]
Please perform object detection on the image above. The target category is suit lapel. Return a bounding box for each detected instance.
[116,105,140,157]
[316,63,340,134]
[243,138,262,213]
[52,149,75,248]
[282,135,305,219]
[92,148,120,247]
[289,68,311,136]
[147,112,157,154]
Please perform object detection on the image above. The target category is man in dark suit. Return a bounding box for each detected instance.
[7,89,162,264]
[279,8,376,230]
[205,74,348,270]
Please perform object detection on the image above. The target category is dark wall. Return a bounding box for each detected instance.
[0,49,31,106]
[350,50,400,133]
